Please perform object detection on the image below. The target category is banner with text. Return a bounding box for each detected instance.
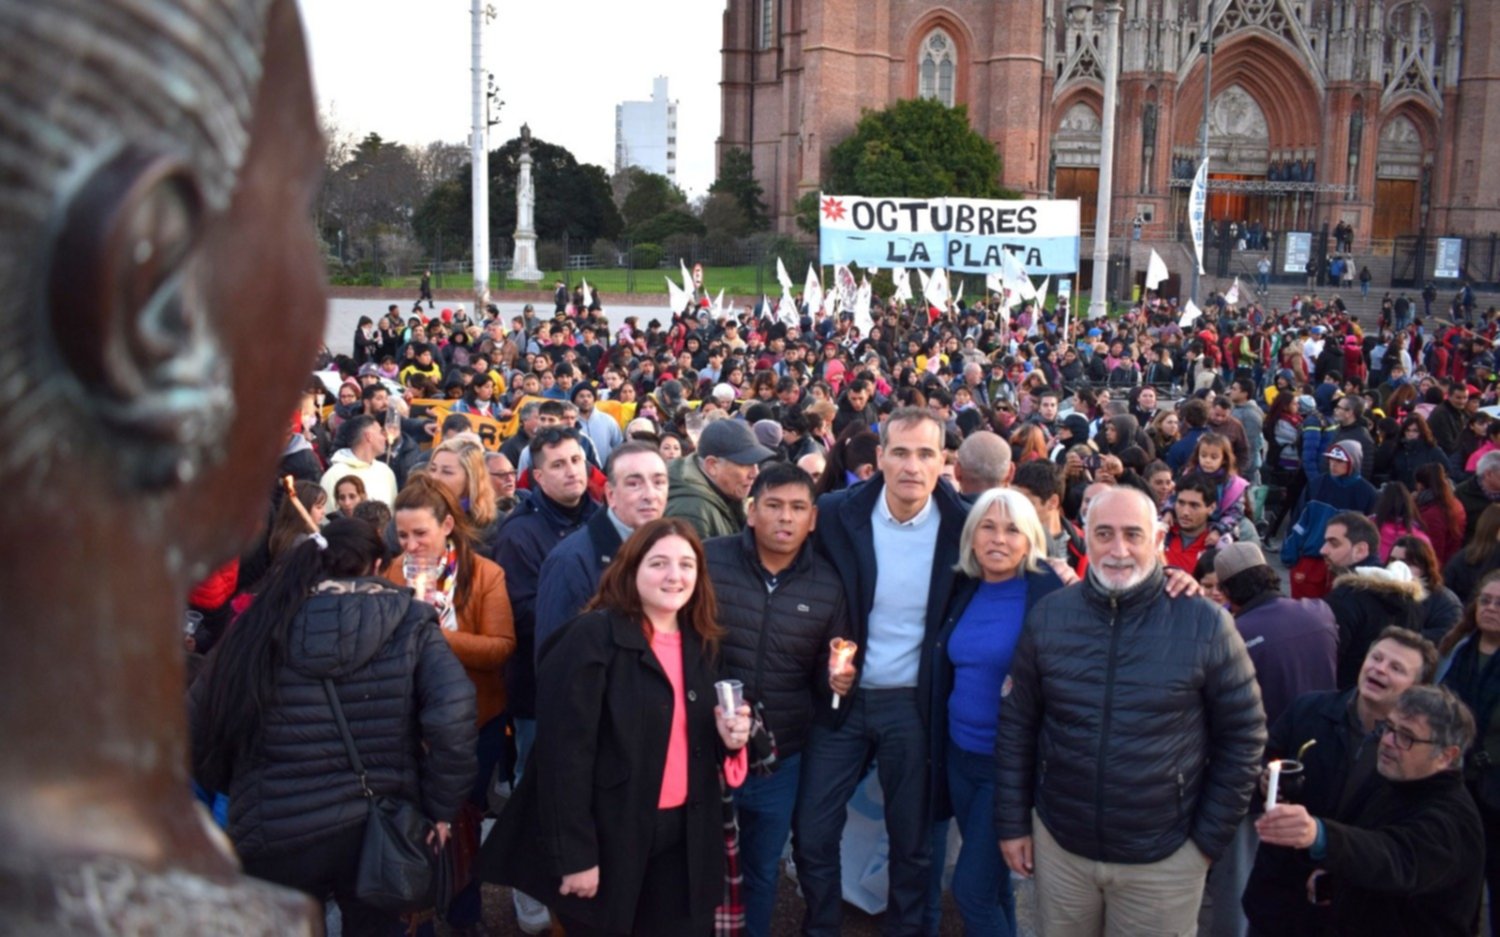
[1189,160,1208,275]
[1436,238,1464,280]
[818,195,1080,275]
[1283,232,1313,274]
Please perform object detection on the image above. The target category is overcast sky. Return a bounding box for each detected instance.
[301,0,726,195]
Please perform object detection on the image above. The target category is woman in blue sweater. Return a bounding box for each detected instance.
[928,488,1064,935]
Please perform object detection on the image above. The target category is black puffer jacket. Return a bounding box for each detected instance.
[703,529,849,760]
[191,579,477,860]
[995,567,1266,863]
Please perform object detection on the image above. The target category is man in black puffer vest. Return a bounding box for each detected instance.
[704,463,849,937]
[996,486,1266,936]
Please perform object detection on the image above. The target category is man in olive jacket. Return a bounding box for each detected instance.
[996,486,1266,936]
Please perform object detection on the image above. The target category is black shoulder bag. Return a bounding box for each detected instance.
[322,678,437,913]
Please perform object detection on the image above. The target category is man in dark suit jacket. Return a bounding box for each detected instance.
[793,407,970,937]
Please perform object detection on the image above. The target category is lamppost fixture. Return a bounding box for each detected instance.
[1072,0,1124,319]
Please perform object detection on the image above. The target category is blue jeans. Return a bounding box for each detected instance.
[733,753,801,937]
[794,689,932,937]
[946,743,1015,936]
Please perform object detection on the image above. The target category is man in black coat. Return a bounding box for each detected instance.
[996,487,1266,936]
[534,442,667,657]
[793,409,970,937]
[1320,512,1425,689]
[1427,382,1469,457]
[704,463,850,937]
[1256,685,1483,937]
[1241,626,1438,936]
[490,427,598,928]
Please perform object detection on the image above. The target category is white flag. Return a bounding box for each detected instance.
[953,279,964,307]
[776,257,794,293]
[680,259,694,295]
[892,267,913,303]
[924,268,950,308]
[985,272,1003,295]
[1179,300,1203,327]
[835,264,859,310]
[777,291,800,327]
[803,265,823,317]
[1146,249,1170,291]
[666,276,689,313]
[1029,277,1052,336]
[711,288,725,318]
[1225,277,1242,306]
[822,283,840,317]
[579,277,594,310]
[760,294,772,321]
[1001,251,1037,300]
[1189,160,1208,276]
[853,277,874,333]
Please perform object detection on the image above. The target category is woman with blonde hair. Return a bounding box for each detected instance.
[927,488,1065,934]
[428,436,501,551]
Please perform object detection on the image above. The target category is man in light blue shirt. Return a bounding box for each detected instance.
[795,408,971,937]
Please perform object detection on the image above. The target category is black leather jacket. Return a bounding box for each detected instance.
[995,566,1266,863]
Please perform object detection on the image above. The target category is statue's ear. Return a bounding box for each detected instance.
[48,148,233,488]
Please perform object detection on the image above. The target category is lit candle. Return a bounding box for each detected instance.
[829,638,858,709]
[1265,759,1283,811]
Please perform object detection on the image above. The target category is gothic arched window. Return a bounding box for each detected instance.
[918,30,956,107]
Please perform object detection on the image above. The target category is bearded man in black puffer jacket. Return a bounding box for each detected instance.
[996,486,1266,937]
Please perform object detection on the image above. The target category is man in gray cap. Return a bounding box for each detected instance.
[1202,541,1339,937]
[664,418,773,539]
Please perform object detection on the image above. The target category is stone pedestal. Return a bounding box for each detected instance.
[511,144,544,283]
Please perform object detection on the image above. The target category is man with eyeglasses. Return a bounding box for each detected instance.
[1242,626,1438,936]
[484,451,518,518]
[1255,684,1483,937]
[1329,396,1375,469]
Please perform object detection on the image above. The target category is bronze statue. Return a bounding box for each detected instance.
[0,0,325,930]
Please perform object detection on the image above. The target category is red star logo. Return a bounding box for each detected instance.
[821,196,846,222]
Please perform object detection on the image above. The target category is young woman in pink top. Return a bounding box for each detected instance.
[480,518,751,936]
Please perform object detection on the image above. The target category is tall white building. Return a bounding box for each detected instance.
[615,76,677,184]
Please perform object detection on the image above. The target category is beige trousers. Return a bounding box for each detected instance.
[1033,813,1210,937]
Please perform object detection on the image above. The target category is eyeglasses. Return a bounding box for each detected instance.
[1476,595,1500,609]
[489,470,518,482]
[1374,720,1440,751]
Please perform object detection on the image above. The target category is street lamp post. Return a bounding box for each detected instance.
[1074,0,1124,320]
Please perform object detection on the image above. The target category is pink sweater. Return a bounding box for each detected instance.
[650,630,690,808]
[649,629,747,809]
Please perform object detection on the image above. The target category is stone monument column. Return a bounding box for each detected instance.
[510,124,544,283]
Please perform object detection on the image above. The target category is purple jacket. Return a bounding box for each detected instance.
[1233,593,1338,728]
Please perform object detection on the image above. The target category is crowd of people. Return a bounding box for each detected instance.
[184,277,1500,937]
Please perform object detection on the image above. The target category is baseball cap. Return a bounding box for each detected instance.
[698,419,774,465]
[1325,445,1352,463]
[1214,542,1267,582]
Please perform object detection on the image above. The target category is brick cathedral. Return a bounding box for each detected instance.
[719,0,1499,249]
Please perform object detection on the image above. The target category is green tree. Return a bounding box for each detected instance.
[413,134,624,258]
[709,147,768,231]
[827,98,1014,198]
[700,192,751,238]
[619,169,687,231]
[794,191,822,235]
